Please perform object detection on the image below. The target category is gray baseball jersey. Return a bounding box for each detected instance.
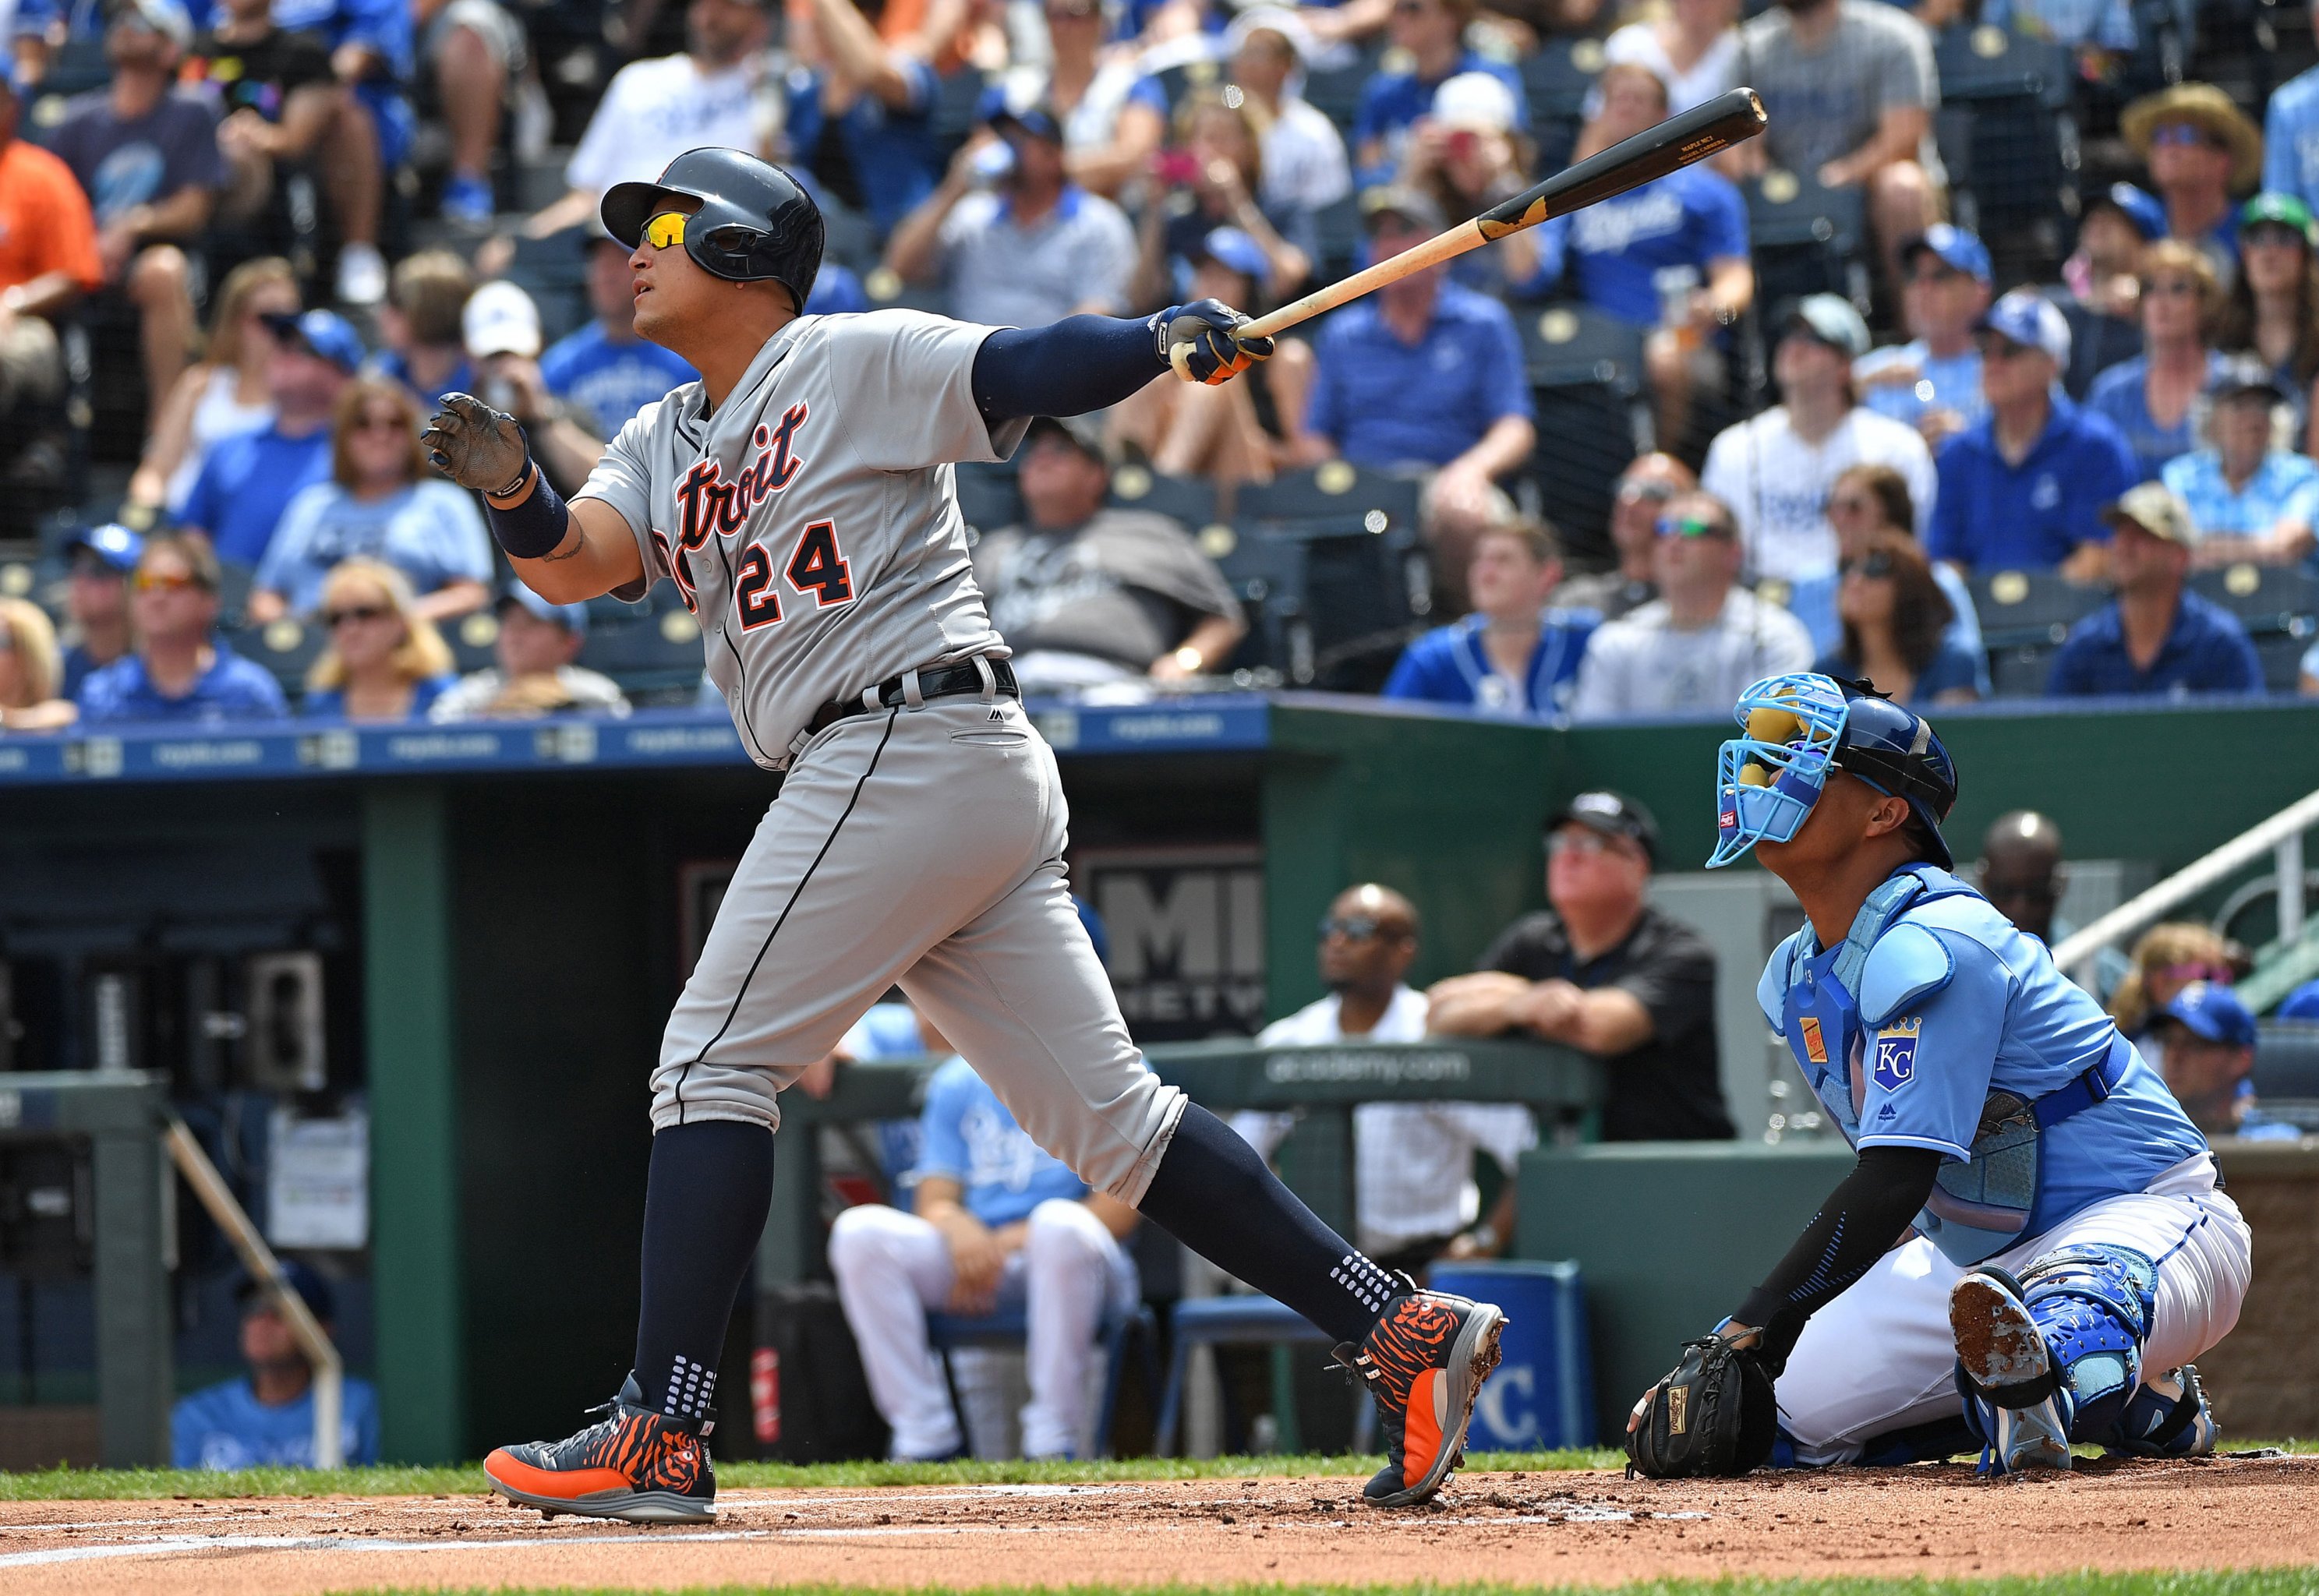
[577,309,1030,765]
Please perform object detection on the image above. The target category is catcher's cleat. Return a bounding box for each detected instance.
[485,1372,716,1523]
[1951,1267,2073,1477]
[1334,1282,1505,1508]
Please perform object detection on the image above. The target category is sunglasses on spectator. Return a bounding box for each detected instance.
[325,605,393,627]
[1840,551,1897,579]
[1318,914,1388,941]
[2143,276,2201,298]
[2243,224,2307,250]
[644,210,690,249]
[2154,961,2234,985]
[133,569,204,595]
[2151,124,2221,150]
[1655,514,1729,540]
[1976,335,2037,361]
[1547,828,1630,860]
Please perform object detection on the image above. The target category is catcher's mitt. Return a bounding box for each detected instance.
[1625,1335,1777,1478]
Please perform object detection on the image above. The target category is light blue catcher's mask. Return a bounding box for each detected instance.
[1706,672,1852,868]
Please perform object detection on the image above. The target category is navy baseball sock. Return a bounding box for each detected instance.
[1137,1103,1399,1347]
[632,1120,776,1425]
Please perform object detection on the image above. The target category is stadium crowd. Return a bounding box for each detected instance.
[5,0,2319,730]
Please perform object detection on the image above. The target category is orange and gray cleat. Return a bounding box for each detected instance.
[1334,1284,1507,1507]
[485,1373,716,1523]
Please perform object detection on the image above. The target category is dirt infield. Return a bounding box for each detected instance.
[1,1455,2314,1594]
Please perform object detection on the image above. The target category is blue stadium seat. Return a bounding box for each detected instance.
[1153,1294,1370,1457]
[1514,305,1648,562]
[1742,169,1868,330]
[924,1303,1158,1459]
[2254,629,2314,694]
[1234,462,1420,531]
[1930,26,2075,266]
[1302,45,1383,139]
[221,616,328,697]
[1969,568,2105,648]
[1987,640,2062,698]
[2188,565,2319,635]
[1106,464,1218,528]
[2254,1020,2319,1099]
[1519,36,1603,175]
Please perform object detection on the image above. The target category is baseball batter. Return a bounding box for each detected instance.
[422,147,1504,1523]
[1627,672,2250,1477]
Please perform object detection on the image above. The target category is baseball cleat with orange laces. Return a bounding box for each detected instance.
[1335,1284,1507,1507]
[485,1373,716,1523]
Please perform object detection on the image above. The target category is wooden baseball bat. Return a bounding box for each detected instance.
[1239,87,1767,341]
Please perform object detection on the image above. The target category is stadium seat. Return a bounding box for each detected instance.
[819,199,878,276]
[1106,464,1218,528]
[1742,169,1868,332]
[1311,192,1363,287]
[2254,1020,2319,1098]
[1234,462,1420,531]
[923,1303,1159,1460]
[1519,36,1604,175]
[578,606,707,699]
[1969,568,2105,648]
[1209,520,1313,680]
[1515,304,1648,562]
[1152,1294,1372,1457]
[1987,641,2062,698]
[1930,26,2076,267]
[2255,628,2314,694]
[1154,55,1227,115]
[221,616,328,697]
[2189,565,2319,633]
[931,66,993,157]
[1302,45,1383,139]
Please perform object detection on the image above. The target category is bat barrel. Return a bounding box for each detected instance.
[1478,87,1767,239]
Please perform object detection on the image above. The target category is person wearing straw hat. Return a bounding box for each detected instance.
[2122,83,2264,285]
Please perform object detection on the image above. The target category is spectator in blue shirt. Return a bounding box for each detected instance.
[2264,10,2319,220]
[249,376,494,623]
[1856,224,1992,449]
[1383,517,1596,718]
[2048,483,2264,699]
[78,531,291,724]
[2087,239,2232,483]
[172,1262,380,1469]
[827,1014,1140,1460]
[1350,0,1524,188]
[2162,358,2319,568]
[783,0,946,233]
[57,521,141,701]
[2148,981,2302,1142]
[1296,186,1534,606]
[540,232,701,433]
[180,309,362,569]
[2123,83,2260,287]
[1518,62,1752,451]
[1928,288,2137,577]
[300,557,459,720]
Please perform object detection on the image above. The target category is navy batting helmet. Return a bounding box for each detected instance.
[1710,673,1959,869]
[602,148,824,314]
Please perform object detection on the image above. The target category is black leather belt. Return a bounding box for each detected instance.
[804,657,1019,739]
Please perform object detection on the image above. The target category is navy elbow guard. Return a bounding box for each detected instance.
[486,468,574,560]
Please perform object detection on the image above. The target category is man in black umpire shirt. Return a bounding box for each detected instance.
[1428,790,1735,1142]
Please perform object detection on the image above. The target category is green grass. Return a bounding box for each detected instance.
[322,1572,2319,1596]
[2,1442,2312,1500]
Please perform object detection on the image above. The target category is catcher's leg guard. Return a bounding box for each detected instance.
[2109,1363,2219,1458]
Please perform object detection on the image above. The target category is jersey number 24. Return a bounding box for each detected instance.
[735,521,854,630]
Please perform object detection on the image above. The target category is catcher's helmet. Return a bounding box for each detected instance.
[602,148,824,313]
[1707,672,1959,870]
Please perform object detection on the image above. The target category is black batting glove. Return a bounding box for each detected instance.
[1152,298,1275,387]
[423,392,533,498]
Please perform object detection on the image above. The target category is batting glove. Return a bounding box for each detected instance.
[1153,299,1275,387]
[423,392,534,498]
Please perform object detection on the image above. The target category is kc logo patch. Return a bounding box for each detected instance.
[1872,1016,1921,1093]
[1798,1015,1828,1066]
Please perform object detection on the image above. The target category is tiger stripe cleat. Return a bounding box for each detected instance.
[1336,1284,1507,1508]
[485,1373,716,1524]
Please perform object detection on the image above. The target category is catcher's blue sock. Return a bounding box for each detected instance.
[1137,1102,1397,1346]
[632,1120,776,1422]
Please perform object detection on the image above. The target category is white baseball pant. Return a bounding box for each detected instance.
[828,1198,1139,1460]
[1775,1152,2251,1465]
[649,694,1186,1204]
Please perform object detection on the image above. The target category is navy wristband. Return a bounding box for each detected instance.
[485,468,572,560]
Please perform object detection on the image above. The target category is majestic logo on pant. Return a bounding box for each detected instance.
[674,403,809,553]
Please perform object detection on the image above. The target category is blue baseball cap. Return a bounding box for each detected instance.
[2160,981,2257,1048]
[1903,223,1991,283]
[67,521,144,574]
[260,308,365,373]
[2089,182,2168,243]
[2278,977,2319,1022]
[236,1259,336,1322]
[976,81,1063,143]
[1197,227,1270,283]
[498,581,589,636]
[1977,286,2071,368]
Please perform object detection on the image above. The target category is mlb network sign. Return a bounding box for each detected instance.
[1083,846,1265,1040]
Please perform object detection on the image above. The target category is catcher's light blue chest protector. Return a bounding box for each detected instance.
[1764,865,2132,1266]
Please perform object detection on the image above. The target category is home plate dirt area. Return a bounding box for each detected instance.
[1,1456,2314,1595]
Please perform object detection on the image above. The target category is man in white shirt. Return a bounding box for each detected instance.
[1225,9,1352,217]
[1232,884,1532,1276]
[518,0,777,242]
[1701,294,1935,651]
[1567,489,1815,721]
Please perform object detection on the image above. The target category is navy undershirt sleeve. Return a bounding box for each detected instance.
[972,315,1167,423]
[1734,1146,1944,1370]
